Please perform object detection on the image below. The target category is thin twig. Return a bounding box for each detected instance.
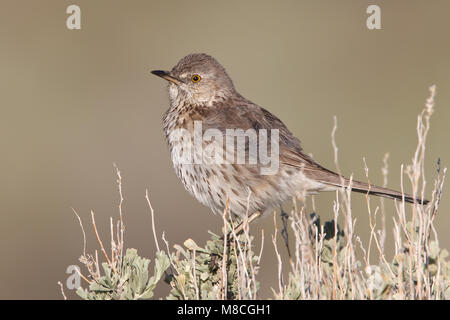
[90,210,112,267]
[146,189,161,253]
[58,281,68,300]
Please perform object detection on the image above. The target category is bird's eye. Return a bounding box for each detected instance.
[191,74,201,83]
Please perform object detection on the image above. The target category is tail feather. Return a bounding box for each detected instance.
[300,161,429,205]
[321,177,429,205]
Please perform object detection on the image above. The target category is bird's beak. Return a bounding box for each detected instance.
[151,70,181,85]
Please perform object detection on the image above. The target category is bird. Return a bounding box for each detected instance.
[151,53,429,220]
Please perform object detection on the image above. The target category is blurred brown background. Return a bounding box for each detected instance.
[0,0,449,299]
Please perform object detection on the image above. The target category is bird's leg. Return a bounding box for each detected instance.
[280,205,292,258]
[213,212,261,275]
[224,211,261,241]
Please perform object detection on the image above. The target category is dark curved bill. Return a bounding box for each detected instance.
[151,70,181,85]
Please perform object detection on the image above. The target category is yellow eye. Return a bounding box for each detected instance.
[191,74,201,83]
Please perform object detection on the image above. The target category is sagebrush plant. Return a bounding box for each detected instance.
[63,85,448,300]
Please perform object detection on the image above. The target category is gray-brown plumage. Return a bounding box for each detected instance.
[151,53,428,218]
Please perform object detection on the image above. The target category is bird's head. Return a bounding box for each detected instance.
[152,53,236,107]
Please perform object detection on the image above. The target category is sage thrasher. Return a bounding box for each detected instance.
[151,53,428,221]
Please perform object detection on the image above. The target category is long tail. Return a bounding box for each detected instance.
[297,155,430,204]
[319,175,429,205]
[349,179,429,205]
